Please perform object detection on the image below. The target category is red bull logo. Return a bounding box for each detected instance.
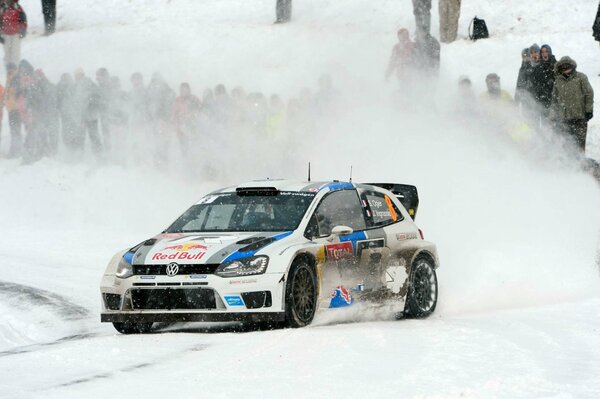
[152,242,208,261]
[329,285,353,308]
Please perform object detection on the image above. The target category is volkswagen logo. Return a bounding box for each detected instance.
[166,262,179,277]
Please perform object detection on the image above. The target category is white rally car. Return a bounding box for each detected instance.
[100,180,439,334]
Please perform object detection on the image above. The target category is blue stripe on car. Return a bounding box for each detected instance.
[339,231,368,253]
[222,231,293,263]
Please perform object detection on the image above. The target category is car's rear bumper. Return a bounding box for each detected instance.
[101,311,285,323]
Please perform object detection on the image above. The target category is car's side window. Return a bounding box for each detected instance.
[361,190,404,228]
[312,190,367,236]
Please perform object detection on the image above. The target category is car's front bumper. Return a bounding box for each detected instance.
[100,272,286,323]
[101,311,285,323]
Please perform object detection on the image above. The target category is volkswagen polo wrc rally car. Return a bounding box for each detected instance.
[100,180,439,334]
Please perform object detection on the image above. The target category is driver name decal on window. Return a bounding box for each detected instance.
[325,242,354,261]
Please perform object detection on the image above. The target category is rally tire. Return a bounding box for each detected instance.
[112,321,153,334]
[284,259,317,328]
[404,257,437,318]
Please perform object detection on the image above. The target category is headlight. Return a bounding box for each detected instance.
[115,253,134,279]
[215,256,269,278]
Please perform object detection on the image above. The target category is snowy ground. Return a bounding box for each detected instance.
[1,0,600,398]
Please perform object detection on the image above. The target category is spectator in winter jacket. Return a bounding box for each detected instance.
[34,68,59,156]
[515,48,532,108]
[523,44,547,121]
[482,73,513,102]
[385,28,415,81]
[173,82,201,151]
[413,29,440,76]
[96,67,113,152]
[4,62,21,156]
[73,68,102,156]
[550,56,594,153]
[537,44,557,115]
[18,60,47,163]
[56,72,80,152]
[128,72,150,137]
[0,0,27,67]
[147,72,175,135]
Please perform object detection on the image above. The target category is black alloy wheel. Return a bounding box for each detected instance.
[284,260,317,328]
[404,257,438,318]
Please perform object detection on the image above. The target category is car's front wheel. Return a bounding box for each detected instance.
[112,321,153,334]
[404,256,437,318]
[284,259,317,328]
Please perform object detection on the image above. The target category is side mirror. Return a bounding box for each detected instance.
[327,225,353,241]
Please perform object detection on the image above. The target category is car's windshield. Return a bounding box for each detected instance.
[165,191,316,232]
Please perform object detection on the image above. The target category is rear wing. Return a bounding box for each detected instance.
[367,183,419,220]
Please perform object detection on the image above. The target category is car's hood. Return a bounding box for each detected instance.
[132,231,292,265]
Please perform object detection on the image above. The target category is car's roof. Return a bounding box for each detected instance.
[209,179,365,194]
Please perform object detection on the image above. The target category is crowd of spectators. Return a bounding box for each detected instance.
[0,60,342,166]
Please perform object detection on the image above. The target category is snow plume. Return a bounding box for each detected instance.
[302,76,600,317]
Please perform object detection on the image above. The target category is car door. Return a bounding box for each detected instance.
[305,189,383,306]
[358,188,413,296]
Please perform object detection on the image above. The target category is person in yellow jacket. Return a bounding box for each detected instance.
[481,73,513,102]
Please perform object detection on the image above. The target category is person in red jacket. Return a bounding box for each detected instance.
[0,0,27,67]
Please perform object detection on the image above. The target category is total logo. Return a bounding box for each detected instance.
[152,242,209,261]
[325,242,354,261]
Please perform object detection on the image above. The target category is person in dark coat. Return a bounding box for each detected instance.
[413,29,440,76]
[525,44,547,118]
[515,48,532,110]
[537,44,557,115]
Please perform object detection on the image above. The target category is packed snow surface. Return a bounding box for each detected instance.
[1,0,600,398]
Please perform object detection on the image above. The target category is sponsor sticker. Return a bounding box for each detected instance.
[325,242,354,261]
[152,243,208,261]
[224,295,245,307]
[396,232,418,241]
[329,286,354,308]
[229,279,258,285]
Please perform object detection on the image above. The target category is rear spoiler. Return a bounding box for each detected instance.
[367,183,419,220]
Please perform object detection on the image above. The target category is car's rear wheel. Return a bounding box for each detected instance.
[404,256,437,318]
[284,259,317,328]
[112,321,153,334]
